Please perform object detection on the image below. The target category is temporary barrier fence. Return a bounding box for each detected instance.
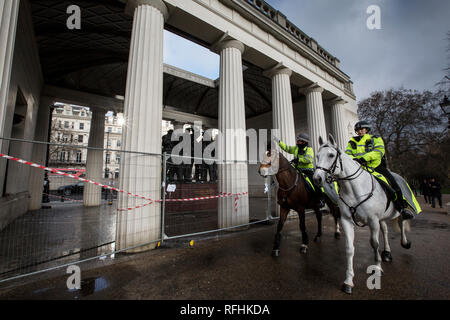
[0,137,278,284]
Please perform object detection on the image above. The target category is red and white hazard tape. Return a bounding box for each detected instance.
[0,153,248,212]
[0,153,154,204]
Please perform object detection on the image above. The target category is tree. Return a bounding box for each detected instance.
[357,88,448,184]
[436,30,450,90]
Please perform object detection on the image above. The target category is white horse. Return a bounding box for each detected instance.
[313,134,411,294]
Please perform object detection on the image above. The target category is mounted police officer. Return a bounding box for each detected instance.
[345,120,414,220]
[275,133,324,206]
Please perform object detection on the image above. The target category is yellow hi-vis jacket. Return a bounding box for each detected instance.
[279,141,314,170]
[345,133,385,169]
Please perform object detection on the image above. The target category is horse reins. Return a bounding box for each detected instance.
[316,146,375,227]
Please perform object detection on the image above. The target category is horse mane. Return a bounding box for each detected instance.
[277,151,296,173]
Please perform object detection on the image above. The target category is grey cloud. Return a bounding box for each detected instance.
[267,0,450,100]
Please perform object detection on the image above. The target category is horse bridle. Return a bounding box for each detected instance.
[315,145,375,227]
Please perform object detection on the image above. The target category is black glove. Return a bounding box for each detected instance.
[355,157,367,166]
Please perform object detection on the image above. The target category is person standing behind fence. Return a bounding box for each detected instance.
[206,139,217,183]
[429,178,442,209]
[420,179,430,204]
[162,129,176,183]
[194,132,204,183]
[183,128,194,183]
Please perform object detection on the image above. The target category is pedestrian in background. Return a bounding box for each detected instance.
[429,177,442,209]
[420,179,430,204]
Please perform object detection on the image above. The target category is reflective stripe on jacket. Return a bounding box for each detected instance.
[279,141,314,169]
[345,134,385,168]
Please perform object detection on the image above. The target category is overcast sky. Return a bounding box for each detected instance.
[163,0,450,102]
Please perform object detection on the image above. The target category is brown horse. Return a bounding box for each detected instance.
[258,146,341,256]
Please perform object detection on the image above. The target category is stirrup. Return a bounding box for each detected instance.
[318,198,325,208]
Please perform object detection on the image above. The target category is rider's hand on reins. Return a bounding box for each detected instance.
[354,157,367,166]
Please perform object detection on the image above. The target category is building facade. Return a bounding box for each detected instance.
[0,0,359,250]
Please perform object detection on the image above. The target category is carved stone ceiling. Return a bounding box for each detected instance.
[30,0,300,119]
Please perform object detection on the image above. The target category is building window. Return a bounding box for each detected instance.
[79,122,84,130]
[59,151,69,162]
[107,139,111,147]
[64,121,69,129]
[116,140,121,147]
[78,135,83,143]
[116,154,120,164]
[76,151,82,163]
[106,153,110,164]
[107,127,112,133]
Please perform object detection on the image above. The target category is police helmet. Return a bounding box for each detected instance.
[296,133,310,143]
[354,120,371,133]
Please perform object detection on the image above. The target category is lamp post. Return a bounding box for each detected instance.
[440,95,450,129]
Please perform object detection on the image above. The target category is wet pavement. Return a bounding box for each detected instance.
[0,195,448,300]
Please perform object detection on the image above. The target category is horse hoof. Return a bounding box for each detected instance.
[272,249,280,257]
[334,232,341,239]
[401,241,412,249]
[341,283,353,295]
[300,245,308,254]
[381,250,393,262]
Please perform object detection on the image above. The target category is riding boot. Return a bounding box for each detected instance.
[376,165,414,220]
[395,195,414,220]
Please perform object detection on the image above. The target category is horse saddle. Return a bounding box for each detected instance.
[296,168,340,205]
[368,170,422,214]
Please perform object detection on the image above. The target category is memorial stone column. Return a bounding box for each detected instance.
[215,39,249,229]
[330,99,348,151]
[28,96,54,211]
[302,84,327,154]
[265,67,296,159]
[116,0,168,252]
[83,109,105,206]
[0,0,20,196]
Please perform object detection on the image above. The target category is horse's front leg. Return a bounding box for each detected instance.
[380,220,392,262]
[313,207,322,242]
[334,216,341,239]
[272,206,289,257]
[368,219,383,275]
[333,207,341,239]
[399,217,412,249]
[298,207,308,253]
[340,217,355,294]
